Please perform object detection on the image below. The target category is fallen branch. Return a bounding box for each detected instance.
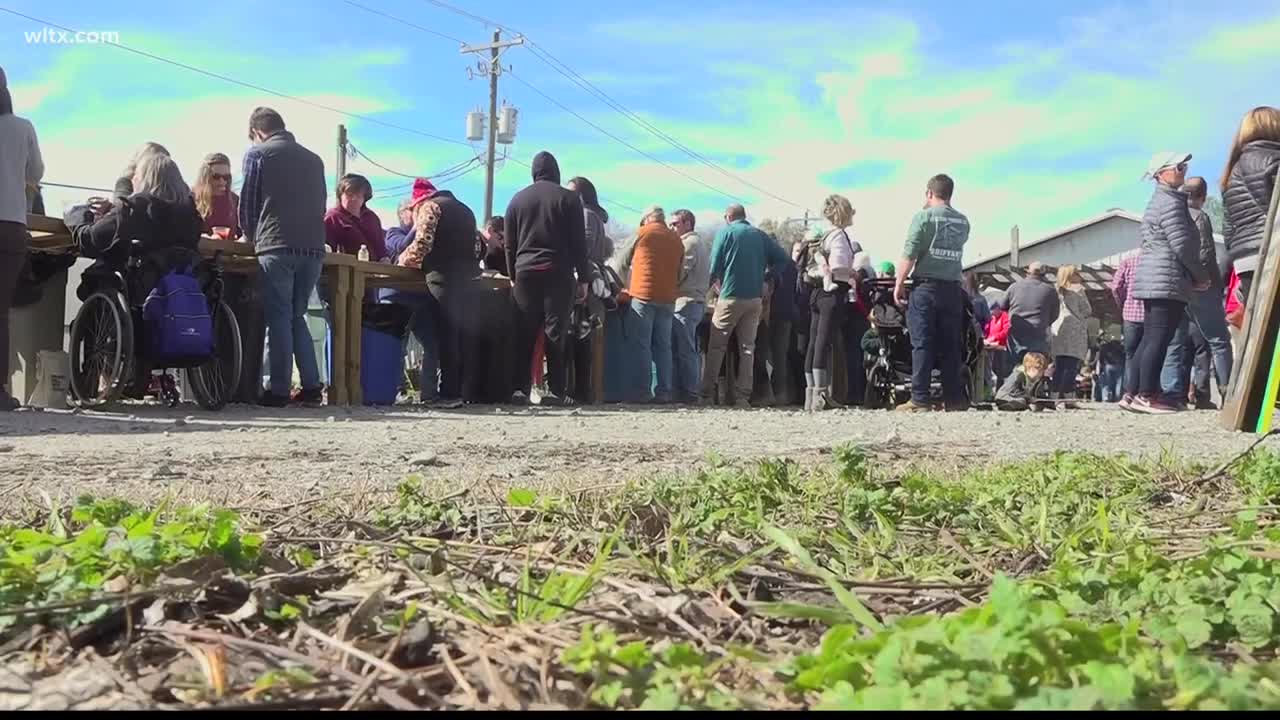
[1194,429,1279,486]
[140,624,420,710]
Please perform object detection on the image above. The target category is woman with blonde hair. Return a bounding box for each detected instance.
[192,152,239,238]
[1220,106,1280,301]
[1050,264,1092,409]
[802,193,860,411]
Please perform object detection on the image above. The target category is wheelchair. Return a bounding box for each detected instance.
[68,243,244,410]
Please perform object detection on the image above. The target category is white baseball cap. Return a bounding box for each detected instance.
[1143,151,1192,180]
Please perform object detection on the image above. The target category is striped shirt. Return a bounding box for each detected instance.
[1109,253,1144,324]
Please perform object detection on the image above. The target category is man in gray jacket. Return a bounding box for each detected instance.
[1004,262,1059,362]
[1127,152,1210,415]
[670,209,708,403]
[240,107,328,407]
[1159,176,1233,409]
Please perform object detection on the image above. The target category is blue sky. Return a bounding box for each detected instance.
[4,0,1279,262]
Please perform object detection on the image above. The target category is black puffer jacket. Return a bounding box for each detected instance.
[1133,184,1207,303]
[1222,140,1280,275]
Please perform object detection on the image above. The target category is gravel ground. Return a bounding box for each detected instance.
[0,401,1265,513]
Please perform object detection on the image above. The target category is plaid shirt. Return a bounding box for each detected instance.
[1109,253,1144,324]
[238,146,264,244]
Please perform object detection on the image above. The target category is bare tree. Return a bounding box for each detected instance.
[1204,195,1225,231]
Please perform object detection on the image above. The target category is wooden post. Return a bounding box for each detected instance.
[336,124,347,194]
[328,265,351,406]
[347,268,366,407]
[1221,179,1280,431]
[592,319,605,404]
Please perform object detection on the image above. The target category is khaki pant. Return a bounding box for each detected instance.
[702,297,763,401]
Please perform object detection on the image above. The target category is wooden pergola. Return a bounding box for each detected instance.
[975,263,1123,327]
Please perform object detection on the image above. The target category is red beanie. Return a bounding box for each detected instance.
[409,177,437,208]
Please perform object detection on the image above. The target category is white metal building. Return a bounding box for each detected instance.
[965,208,1228,274]
[965,209,1143,274]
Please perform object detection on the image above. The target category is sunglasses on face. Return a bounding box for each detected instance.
[211,173,232,181]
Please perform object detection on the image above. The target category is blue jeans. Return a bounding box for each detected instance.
[1160,313,1192,403]
[1160,290,1233,403]
[907,279,965,407]
[1095,361,1123,402]
[626,299,675,402]
[1122,320,1144,397]
[258,250,324,396]
[379,289,439,401]
[672,302,704,401]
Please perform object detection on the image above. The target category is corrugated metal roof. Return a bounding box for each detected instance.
[965,209,1142,270]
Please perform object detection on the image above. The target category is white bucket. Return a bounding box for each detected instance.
[29,350,70,409]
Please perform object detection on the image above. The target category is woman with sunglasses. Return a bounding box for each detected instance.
[192,152,240,239]
[1126,153,1210,415]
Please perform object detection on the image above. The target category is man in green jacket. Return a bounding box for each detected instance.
[703,204,791,407]
[894,174,970,412]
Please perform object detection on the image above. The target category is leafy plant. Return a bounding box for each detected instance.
[372,477,463,530]
[0,498,262,630]
[785,576,1280,710]
[563,626,742,710]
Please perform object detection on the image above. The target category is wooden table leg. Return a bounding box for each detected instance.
[329,266,351,407]
[347,270,365,407]
[592,318,605,405]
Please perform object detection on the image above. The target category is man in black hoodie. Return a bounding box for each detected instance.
[504,151,590,404]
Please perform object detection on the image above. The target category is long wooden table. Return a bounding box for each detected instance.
[22,214,432,407]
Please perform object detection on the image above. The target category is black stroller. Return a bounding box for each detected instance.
[862,278,982,409]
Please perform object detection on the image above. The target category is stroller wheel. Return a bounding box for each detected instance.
[864,367,893,410]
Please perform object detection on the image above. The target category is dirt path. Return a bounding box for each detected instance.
[0,402,1261,513]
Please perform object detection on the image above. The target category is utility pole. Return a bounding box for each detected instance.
[462,30,524,221]
[336,124,348,193]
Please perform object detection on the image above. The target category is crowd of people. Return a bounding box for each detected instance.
[983,106,1279,415]
[0,60,1277,417]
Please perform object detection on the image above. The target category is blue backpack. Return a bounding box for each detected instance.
[143,268,214,365]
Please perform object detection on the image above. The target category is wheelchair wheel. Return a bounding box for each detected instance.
[188,300,243,411]
[69,292,135,408]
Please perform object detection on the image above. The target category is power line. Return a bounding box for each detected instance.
[404,0,799,211]
[341,0,466,44]
[405,0,801,209]
[371,155,484,196]
[348,142,477,180]
[417,0,515,32]
[521,42,804,210]
[505,156,642,215]
[505,70,746,204]
[0,7,470,148]
[39,181,114,193]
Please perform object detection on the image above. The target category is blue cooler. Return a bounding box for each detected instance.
[360,326,404,405]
